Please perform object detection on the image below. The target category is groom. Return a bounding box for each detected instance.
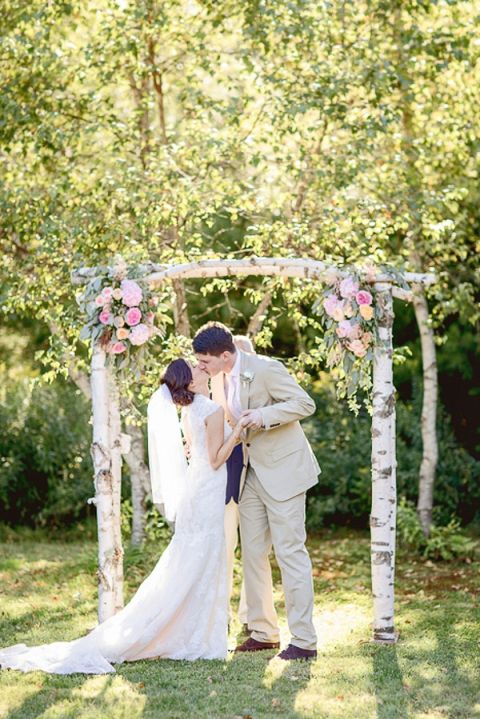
[193,322,320,660]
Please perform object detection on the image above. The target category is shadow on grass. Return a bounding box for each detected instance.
[4,673,97,719]
[408,603,479,719]
[268,656,313,717]
[367,598,479,719]
[0,607,86,645]
[372,647,408,719]
[115,649,313,719]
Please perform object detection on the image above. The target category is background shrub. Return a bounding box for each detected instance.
[304,380,480,530]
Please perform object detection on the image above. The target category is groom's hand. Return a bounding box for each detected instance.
[239,409,264,430]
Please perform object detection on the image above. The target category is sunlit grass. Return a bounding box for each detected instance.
[0,529,479,718]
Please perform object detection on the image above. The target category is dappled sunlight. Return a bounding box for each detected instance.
[314,602,371,649]
[0,672,46,717]
[261,653,289,688]
[71,674,147,716]
[1,532,478,718]
[258,603,374,717]
[295,690,377,718]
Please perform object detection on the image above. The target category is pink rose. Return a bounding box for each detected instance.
[148,296,159,308]
[125,307,142,326]
[340,277,360,299]
[95,294,106,306]
[129,323,150,346]
[102,286,114,300]
[356,290,373,306]
[336,320,360,339]
[99,310,114,325]
[323,294,341,317]
[112,342,127,354]
[347,339,367,358]
[121,279,143,307]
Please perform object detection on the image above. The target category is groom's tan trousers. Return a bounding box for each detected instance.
[239,465,317,651]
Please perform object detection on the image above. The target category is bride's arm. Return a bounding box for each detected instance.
[206,407,245,471]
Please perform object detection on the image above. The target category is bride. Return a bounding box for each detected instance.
[0,358,245,674]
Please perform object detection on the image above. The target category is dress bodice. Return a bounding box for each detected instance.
[182,394,229,466]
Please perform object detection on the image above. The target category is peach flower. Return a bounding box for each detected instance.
[359,304,374,321]
[332,306,346,322]
[347,339,367,358]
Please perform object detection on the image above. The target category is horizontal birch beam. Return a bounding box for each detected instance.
[72,257,435,288]
[71,263,167,285]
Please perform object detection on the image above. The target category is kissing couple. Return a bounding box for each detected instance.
[0,322,320,674]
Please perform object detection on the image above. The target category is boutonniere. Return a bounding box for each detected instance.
[240,370,255,386]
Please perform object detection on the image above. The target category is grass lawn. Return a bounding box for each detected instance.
[0,526,478,719]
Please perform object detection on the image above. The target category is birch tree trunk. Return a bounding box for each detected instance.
[50,320,148,548]
[90,346,117,622]
[122,417,150,546]
[370,284,398,644]
[171,277,191,337]
[109,370,124,611]
[393,3,440,539]
[247,290,273,337]
[412,287,438,537]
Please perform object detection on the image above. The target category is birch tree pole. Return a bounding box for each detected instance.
[109,369,124,612]
[121,408,150,547]
[90,345,124,622]
[412,286,438,536]
[370,283,397,644]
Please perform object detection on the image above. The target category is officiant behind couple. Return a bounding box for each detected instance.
[0,322,320,674]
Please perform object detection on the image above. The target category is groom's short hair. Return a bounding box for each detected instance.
[193,322,236,356]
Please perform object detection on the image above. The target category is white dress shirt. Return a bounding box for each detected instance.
[225,351,242,422]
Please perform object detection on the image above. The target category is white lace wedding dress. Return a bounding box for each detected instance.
[0,394,228,674]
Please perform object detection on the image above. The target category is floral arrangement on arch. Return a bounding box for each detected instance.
[78,257,169,372]
[313,267,382,406]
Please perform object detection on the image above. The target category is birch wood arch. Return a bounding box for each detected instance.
[73,256,434,645]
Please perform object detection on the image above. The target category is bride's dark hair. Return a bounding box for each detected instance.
[161,358,195,406]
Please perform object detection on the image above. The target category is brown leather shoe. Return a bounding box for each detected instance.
[277,644,317,661]
[235,637,280,652]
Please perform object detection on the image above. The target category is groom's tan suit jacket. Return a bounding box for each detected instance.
[211,351,320,500]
